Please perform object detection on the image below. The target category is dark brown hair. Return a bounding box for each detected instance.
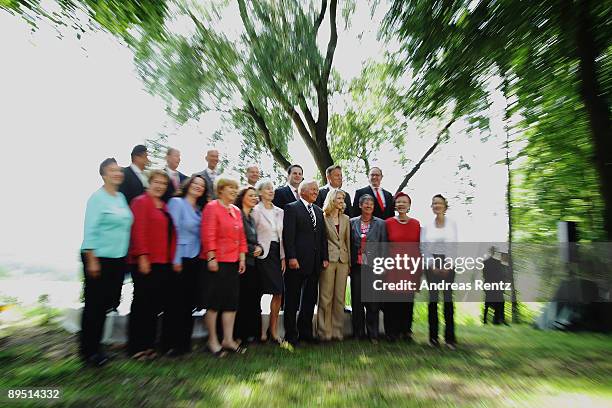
[176,175,206,198]
[235,186,257,209]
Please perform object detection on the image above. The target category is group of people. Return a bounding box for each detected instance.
[79,144,459,367]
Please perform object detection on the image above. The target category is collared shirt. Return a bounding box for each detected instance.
[370,185,386,207]
[130,163,149,188]
[165,167,180,189]
[300,197,316,227]
[287,183,299,200]
[81,188,133,258]
[206,167,218,183]
[325,183,343,190]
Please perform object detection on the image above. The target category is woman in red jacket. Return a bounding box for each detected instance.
[128,170,176,361]
[384,192,421,342]
[201,177,247,356]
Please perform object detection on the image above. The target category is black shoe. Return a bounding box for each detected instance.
[429,339,440,348]
[302,337,320,345]
[84,353,109,368]
[445,342,457,351]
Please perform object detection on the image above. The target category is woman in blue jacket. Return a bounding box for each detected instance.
[164,175,206,356]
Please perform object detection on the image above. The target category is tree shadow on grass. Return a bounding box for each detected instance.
[2,325,611,407]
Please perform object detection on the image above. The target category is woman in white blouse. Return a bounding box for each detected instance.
[420,194,458,349]
[251,179,285,343]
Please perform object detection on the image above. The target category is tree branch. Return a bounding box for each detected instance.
[315,0,338,142]
[290,73,317,136]
[314,0,328,33]
[245,99,291,170]
[237,0,257,41]
[321,0,337,86]
[396,117,456,193]
[238,0,317,147]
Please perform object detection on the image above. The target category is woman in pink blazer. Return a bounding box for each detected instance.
[200,177,247,356]
[251,179,285,343]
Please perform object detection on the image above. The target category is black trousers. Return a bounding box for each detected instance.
[160,257,201,353]
[80,254,127,358]
[484,300,505,324]
[350,265,381,339]
[128,263,169,354]
[383,298,415,338]
[235,263,262,341]
[283,269,319,343]
[426,269,456,343]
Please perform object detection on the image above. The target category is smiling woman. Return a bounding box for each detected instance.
[127,170,176,361]
[0,11,169,276]
[79,157,133,367]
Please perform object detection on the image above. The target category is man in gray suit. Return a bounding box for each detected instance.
[195,149,220,204]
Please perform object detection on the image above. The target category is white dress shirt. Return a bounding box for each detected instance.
[370,185,386,207]
[130,163,148,188]
[288,184,299,200]
[300,197,316,227]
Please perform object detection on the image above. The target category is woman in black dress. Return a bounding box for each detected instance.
[234,186,264,343]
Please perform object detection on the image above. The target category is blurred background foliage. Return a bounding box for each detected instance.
[2,0,611,242]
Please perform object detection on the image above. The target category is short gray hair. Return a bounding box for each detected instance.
[255,178,274,193]
[298,179,318,195]
[359,193,375,206]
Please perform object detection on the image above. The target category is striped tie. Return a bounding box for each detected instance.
[307,204,316,228]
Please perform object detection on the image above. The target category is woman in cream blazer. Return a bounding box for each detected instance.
[317,188,351,341]
[251,179,285,343]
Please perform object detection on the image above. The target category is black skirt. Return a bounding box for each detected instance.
[202,261,240,311]
[257,241,284,295]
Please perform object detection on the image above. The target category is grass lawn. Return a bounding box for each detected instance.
[1,316,611,408]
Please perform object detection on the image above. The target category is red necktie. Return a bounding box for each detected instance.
[375,188,385,210]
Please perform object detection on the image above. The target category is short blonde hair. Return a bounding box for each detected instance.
[216,177,239,195]
[148,169,169,184]
[323,188,346,216]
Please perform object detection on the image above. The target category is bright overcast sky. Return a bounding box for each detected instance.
[0,3,509,276]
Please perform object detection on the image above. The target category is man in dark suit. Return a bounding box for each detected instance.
[273,164,303,210]
[315,165,352,216]
[483,247,507,325]
[119,144,149,204]
[162,147,188,202]
[283,180,329,345]
[352,167,395,219]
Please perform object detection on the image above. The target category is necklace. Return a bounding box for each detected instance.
[396,215,410,224]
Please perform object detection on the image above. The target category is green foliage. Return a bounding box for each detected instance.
[132,0,349,176]
[382,0,612,241]
[145,133,170,168]
[1,0,168,43]
[329,61,406,181]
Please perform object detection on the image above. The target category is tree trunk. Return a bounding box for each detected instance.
[502,77,519,324]
[313,128,334,181]
[575,0,612,240]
